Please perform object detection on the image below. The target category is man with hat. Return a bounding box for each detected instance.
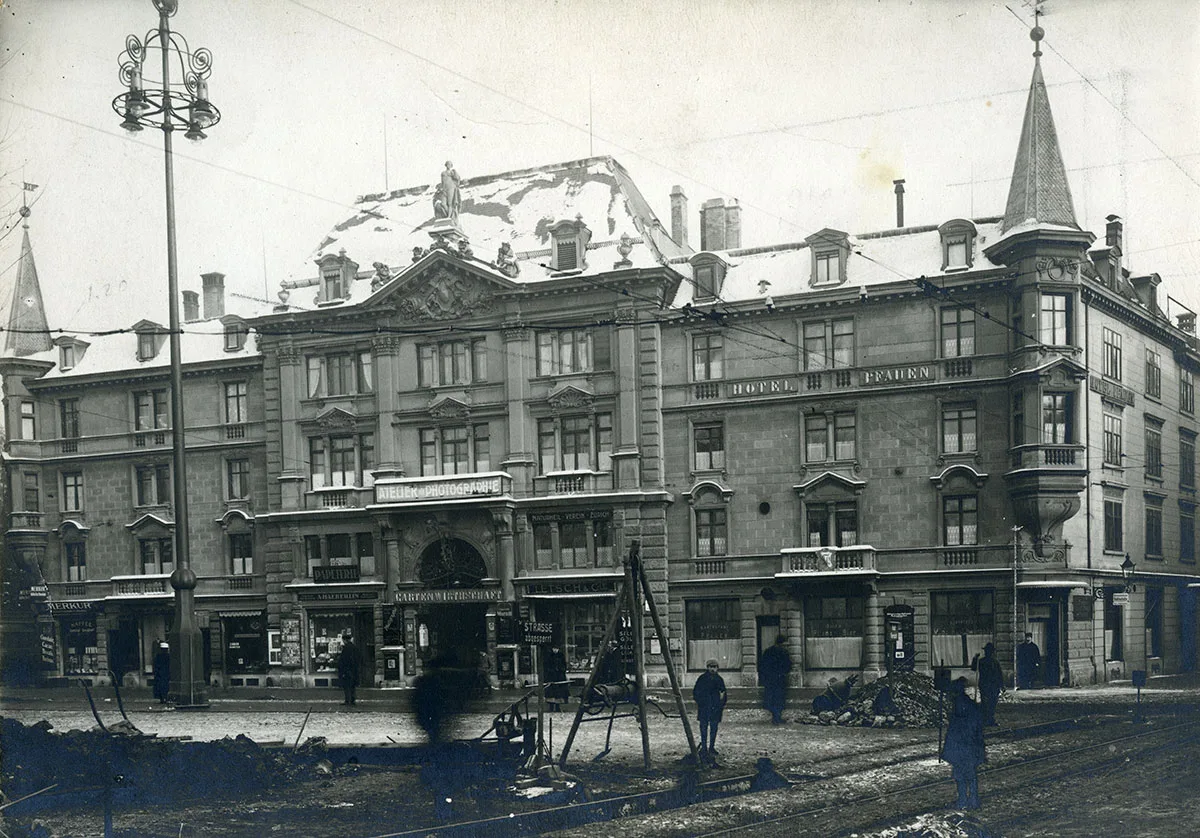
[971,641,1004,726]
[692,659,728,760]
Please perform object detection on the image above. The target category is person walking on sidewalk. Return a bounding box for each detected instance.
[759,635,792,724]
[971,642,1004,726]
[337,633,359,706]
[692,659,727,760]
[942,677,986,809]
[152,641,171,704]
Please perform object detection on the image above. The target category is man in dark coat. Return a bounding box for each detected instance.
[692,659,728,758]
[543,644,569,712]
[337,633,359,706]
[971,642,1004,726]
[758,635,792,724]
[942,677,985,809]
[1016,632,1042,690]
[152,641,171,704]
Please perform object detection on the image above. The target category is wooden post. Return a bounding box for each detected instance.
[628,546,652,769]
[637,550,699,762]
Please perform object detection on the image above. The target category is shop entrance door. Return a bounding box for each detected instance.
[354,611,375,687]
[108,618,140,682]
[419,603,488,669]
[756,615,781,667]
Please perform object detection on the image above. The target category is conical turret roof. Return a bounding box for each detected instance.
[3,217,52,357]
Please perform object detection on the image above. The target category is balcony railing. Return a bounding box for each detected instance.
[940,547,979,566]
[1009,443,1085,471]
[8,512,44,530]
[780,546,876,574]
[944,358,973,378]
[111,575,171,597]
[694,382,720,400]
[533,471,614,496]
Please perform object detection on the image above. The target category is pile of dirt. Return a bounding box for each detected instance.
[0,717,316,811]
[800,671,947,728]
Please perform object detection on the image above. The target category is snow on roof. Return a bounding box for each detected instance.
[668,218,1010,307]
[294,156,681,296]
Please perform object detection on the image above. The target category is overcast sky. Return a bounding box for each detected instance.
[2,0,1199,332]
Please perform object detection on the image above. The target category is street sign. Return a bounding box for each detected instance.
[520,620,555,645]
[1112,592,1130,605]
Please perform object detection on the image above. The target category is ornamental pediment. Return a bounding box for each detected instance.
[428,396,471,419]
[372,257,508,322]
[314,407,358,430]
[547,384,594,411]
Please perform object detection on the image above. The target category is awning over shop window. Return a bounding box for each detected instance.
[1015,580,1088,589]
[522,591,618,599]
[218,610,265,618]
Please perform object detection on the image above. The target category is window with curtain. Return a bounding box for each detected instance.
[685,598,740,670]
[931,590,994,667]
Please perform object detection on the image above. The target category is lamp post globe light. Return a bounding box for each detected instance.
[112,0,220,709]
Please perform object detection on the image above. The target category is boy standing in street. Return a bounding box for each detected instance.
[693,659,728,760]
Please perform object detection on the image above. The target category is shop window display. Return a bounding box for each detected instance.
[805,596,865,669]
[63,617,99,675]
[309,613,355,673]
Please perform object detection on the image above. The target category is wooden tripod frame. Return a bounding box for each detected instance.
[558,540,699,769]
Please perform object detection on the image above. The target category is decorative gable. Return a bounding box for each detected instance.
[394,265,495,322]
[547,384,594,412]
[313,406,358,431]
[428,396,471,420]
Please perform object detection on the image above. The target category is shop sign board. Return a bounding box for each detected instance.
[375,474,507,503]
[39,622,57,668]
[280,617,302,667]
[1112,591,1131,605]
[394,588,502,604]
[520,621,556,645]
[313,566,360,584]
[1089,375,1136,407]
[45,600,98,613]
[860,364,934,387]
[523,579,618,596]
[296,590,378,602]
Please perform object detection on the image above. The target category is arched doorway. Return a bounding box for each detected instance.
[415,539,490,668]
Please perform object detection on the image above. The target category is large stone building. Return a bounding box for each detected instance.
[4,26,1198,692]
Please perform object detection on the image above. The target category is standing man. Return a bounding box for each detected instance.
[759,635,793,724]
[1016,632,1042,690]
[152,640,171,704]
[942,677,986,809]
[971,642,1004,726]
[543,643,569,712]
[692,659,728,760]
[338,633,359,706]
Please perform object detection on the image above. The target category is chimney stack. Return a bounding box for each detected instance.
[700,198,726,251]
[1130,273,1161,313]
[1106,214,1123,250]
[894,179,906,228]
[202,271,226,319]
[1178,312,1196,335]
[182,290,199,322]
[670,185,689,248]
[724,199,741,250]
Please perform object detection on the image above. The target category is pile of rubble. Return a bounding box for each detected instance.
[0,717,316,811]
[799,671,947,728]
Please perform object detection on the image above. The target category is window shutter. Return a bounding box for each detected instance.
[592,326,611,370]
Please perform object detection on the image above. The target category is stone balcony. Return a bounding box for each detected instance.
[779,545,877,576]
[533,470,614,496]
[46,573,267,604]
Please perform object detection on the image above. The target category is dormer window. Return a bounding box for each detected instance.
[689,253,729,302]
[132,322,165,362]
[314,250,359,304]
[138,332,156,361]
[55,336,90,371]
[223,318,248,352]
[549,217,592,273]
[61,343,76,369]
[805,228,850,288]
[938,219,976,272]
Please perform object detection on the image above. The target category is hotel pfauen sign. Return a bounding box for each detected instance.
[859,365,934,386]
[375,474,505,503]
[727,378,798,397]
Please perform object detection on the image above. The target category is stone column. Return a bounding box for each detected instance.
[371,336,404,480]
[612,309,641,489]
[493,508,515,601]
[276,343,306,510]
[501,324,535,493]
[864,585,884,678]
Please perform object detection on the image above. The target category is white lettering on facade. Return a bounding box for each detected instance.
[860,365,934,386]
[375,475,503,503]
[728,378,797,397]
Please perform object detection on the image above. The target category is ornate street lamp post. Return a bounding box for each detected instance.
[112,0,220,709]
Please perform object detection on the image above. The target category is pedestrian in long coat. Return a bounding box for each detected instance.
[942,677,986,809]
[542,644,569,712]
[971,642,1004,726]
[152,641,171,704]
[692,659,728,757]
[338,634,359,706]
[1016,633,1042,689]
[758,635,792,724]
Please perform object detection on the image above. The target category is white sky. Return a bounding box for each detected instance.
[2,0,1199,331]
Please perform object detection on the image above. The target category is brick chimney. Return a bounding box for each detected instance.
[182,290,200,322]
[1178,312,1196,334]
[670,185,688,248]
[700,198,726,251]
[894,179,906,228]
[724,199,741,250]
[202,272,225,319]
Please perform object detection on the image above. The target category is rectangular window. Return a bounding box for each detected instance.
[418,425,489,476]
[309,438,327,489]
[323,271,343,301]
[62,471,84,513]
[560,521,588,568]
[140,538,174,575]
[420,429,437,476]
[1146,424,1163,479]
[931,590,994,667]
[135,464,171,505]
[137,332,156,360]
[834,413,856,461]
[538,414,612,473]
[695,265,716,300]
[441,426,470,475]
[695,508,727,557]
[66,542,87,582]
[473,424,490,473]
[61,343,76,369]
[806,501,858,547]
[60,399,80,440]
[803,319,855,371]
[306,350,374,396]
[1042,393,1071,443]
[685,598,740,671]
[230,533,253,575]
[803,322,827,371]
[22,472,39,512]
[537,330,602,376]
[1145,503,1163,558]
[134,390,169,430]
[814,252,837,285]
[227,458,250,499]
[692,334,724,381]
[305,535,322,576]
[807,504,830,547]
[1012,391,1025,447]
[941,307,976,357]
[942,404,977,453]
[693,423,725,471]
[1183,369,1196,415]
[832,319,854,369]
[1039,293,1069,345]
[1146,350,1162,398]
[562,416,591,471]
[944,495,978,546]
[805,596,865,669]
[1103,413,1123,466]
[225,381,248,424]
[805,415,829,463]
[533,523,554,569]
[946,238,968,269]
[805,412,855,462]
[329,435,356,486]
[418,339,487,386]
[1104,498,1124,552]
[357,532,376,575]
[1181,505,1196,564]
[1102,327,1122,381]
[360,433,376,487]
[1183,433,1197,490]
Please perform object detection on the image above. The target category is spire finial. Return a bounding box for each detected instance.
[1031,10,1044,59]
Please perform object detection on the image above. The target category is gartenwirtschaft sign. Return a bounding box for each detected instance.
[394,588,502,604]
[375,473,509,503]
